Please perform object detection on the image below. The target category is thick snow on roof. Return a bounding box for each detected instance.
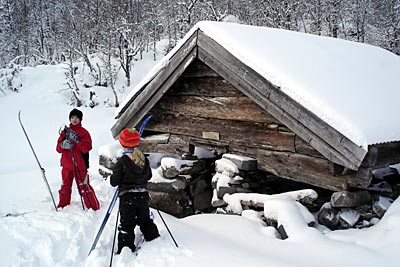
[196,22,400,149]
[118,21,400,149]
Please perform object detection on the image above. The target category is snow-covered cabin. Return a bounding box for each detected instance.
[111,21,400,191]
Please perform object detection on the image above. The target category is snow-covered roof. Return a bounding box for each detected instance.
[114,21,400,170]
[199,22,400,149]
[117,21,400,150]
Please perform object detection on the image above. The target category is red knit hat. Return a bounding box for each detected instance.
[119,128,140,148]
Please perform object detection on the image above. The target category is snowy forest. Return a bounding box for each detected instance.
[1,0,399,71]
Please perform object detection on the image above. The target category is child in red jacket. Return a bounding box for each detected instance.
[56,108,100,211]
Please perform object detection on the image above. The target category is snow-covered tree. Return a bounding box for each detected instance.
[0,0,399,67]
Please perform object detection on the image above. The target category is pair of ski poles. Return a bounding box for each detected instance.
[20,110,179,261]
[89,115,178,260]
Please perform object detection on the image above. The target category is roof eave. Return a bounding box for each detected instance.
[196,30,367,170]
[111,29,200,138]
[111,28,368,170]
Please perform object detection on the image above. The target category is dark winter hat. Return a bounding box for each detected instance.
[119,128,140,148]
[69,108,83,121]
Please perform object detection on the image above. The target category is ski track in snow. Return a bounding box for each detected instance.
[2,207,96,266]
[0,176,191,267]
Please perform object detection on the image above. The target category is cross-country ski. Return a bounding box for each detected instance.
[18,110,58,212]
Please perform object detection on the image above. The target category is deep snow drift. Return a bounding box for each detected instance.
[1,31,400,267]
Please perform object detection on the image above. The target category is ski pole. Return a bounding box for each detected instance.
[88,187,119,256]
[18,111,58,212]
[156,209,178,247]
[70,150,87,210]
[109,209,120,267]
[89,114,152,256]
[139,115,152,135]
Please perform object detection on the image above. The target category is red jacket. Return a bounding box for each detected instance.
[56,122,92,171]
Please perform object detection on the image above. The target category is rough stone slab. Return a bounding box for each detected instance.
[228,176,243,185]
[211,189,226,207]
[147,153,181,169]
[188,177,208,196]
[193,190,213,211]
[339,209,360,228]
[372,196,392,218]
[148,177,187,193]
[161,158,207,178]
[277,224,288,240]
[331,191,372,208]
[222,153,257,171]
[149,190,192,218]
[217,186,238,199]
[317,203,339,230]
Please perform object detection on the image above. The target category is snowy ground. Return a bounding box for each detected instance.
[1,46,400,267]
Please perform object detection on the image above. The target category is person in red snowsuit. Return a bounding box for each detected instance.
[56,108,100,211]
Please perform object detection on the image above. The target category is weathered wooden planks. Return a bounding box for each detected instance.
[182,58,220,77]
[197,30,367,170]
[369,142,400,168]
[170,76,241,97]
[109,28,400,191]
[152,93,281,125]
[141,131,370,191]
[111,31,199,138]
[145,114,296,152]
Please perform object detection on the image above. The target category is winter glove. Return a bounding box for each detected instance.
[61,139,74,150]
[65,127,80,143]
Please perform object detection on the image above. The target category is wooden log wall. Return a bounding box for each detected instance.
[142,59,370,191]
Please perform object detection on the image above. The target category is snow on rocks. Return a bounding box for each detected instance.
[318,203,340,230]
[215,157,239,177]
[98,144,216,217]
[223,190,318,214]
[223,191,317,239]
[317,192,394,230]
[211,155,258,206]
[222,153,257,171]
[160,157,206,178]
[372,196,392,218]
[330,191,372,208]
[263,197,318,240]
[98,144,397,232]
[339,209,361,228]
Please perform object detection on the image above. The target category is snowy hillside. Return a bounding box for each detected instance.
[1,45,400,267]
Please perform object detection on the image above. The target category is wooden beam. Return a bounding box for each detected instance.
[170,76,244,97]
[294,135,324,158]
[197,46,353,169]
[368,142,400,169]
[152,95,282,124]
[188,136,369,191]
[111,30,199,138]
[197,31,366,170]
[119,48,198,139]
[145,114,296,152]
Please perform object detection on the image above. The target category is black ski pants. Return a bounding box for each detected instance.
[117,192,160,253]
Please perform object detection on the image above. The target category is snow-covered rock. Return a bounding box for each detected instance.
[372,196,392,218]
[222,154,257,171]
[331,191,372,208]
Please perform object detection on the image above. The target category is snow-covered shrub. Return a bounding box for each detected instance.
[0,64,23,95]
